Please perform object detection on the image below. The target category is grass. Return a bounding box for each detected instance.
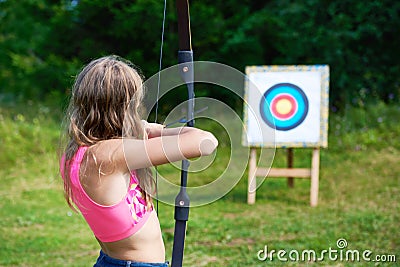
[0,102,399,266]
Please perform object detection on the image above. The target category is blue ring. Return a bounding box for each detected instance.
[260,83,309,131]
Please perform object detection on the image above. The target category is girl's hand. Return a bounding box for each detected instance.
[142,120,165,139]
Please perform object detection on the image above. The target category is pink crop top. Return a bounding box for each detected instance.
[62,146,152,242]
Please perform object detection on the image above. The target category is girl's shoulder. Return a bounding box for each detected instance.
[86,139,128,173]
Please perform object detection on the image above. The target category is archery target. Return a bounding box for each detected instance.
[260,83,309,131]
[243,65,330,148]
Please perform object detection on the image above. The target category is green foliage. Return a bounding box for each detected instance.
[0,0,80,100]
[0,103,61,171]
[329,102,400,151]
[0,0,399,109]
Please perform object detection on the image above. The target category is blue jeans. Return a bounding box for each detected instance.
[94,251,169,267]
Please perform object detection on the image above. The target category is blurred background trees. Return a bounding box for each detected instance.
[0,0,399,110]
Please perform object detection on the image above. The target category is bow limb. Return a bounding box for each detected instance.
[171,1,194,267]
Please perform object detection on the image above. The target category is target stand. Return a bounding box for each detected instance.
[243,65,329,207]
[247,147,320,207]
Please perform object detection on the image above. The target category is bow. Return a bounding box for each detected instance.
[171,0,194,266]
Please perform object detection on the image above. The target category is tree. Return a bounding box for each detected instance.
[0,0,399,109]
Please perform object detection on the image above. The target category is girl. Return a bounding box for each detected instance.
[60,55,218,267]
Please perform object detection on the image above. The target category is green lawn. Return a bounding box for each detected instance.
[0,102,399,266]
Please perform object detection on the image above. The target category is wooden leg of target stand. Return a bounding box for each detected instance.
[310,148,320,207]
[248,148,257,204]
[287,148,294,188]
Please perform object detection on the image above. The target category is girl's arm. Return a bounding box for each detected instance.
[143,121,193,139]
[126,126,218,169]
[91,127,218,172]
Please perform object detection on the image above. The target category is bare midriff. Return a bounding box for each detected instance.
[97,211,165,263]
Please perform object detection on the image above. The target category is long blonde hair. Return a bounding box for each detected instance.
[62,55,154,209]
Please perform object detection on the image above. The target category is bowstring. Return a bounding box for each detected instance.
[154,0,167,216]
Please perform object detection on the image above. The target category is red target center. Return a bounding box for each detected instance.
[271,94,297,120]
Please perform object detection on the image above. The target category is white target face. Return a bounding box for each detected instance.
[243,65,329,148]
